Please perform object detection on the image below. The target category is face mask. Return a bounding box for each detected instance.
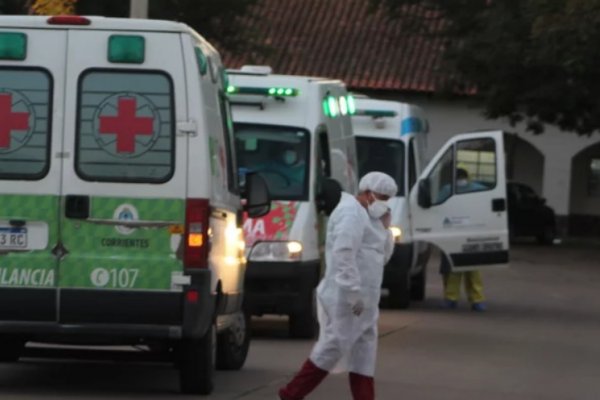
[367,194,389,219]
[457,179,468,187]
[283,150,298,165]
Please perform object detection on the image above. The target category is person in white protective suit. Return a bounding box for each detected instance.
[278,171,397,400]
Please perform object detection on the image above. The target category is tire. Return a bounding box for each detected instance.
[289,291,318,339]
[216,311,250,371]
[0,336,24,362]
[537,225,555,245]
[388,268,411,309]
[410,267,427,301]
[178,324,215,395]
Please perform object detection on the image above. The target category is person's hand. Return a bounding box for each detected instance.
[352,299,364,316]
[380,210,391,229]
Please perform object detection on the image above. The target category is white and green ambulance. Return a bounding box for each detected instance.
[228,66,357,338]
[0,15,270,395]
[353,97,510,308]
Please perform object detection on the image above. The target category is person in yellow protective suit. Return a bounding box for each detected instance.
[440,255,487,312]
[278,172,398,400]
[438,168,487,312]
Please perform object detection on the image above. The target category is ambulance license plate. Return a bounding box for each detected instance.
[0,227,27,249]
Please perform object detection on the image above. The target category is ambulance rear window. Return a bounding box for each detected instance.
[0,67,52,180]
[75,70,174,183]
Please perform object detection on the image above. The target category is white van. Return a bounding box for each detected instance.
[228,66,357,338]
[0,16,270,395]
[353,97,510,308]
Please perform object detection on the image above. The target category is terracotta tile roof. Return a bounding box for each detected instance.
[221,0,448,93]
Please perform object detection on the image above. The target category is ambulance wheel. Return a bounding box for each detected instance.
[216,311,250,370]
[178,324,215,395]
[0,335,24,362]
[289,291,318,339]
[389,270,411,309]
[410,267,427,301]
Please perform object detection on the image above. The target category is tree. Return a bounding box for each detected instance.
[30,0,76,15]
[75,0,262,53]
[371,0,600,135]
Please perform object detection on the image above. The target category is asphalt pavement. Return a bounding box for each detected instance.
[0,242,599,399]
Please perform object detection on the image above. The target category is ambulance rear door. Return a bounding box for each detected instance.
[0,26,66,321]
[409,130,509,271]
[57,28,189,324]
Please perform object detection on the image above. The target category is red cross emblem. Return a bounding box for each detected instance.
[99,97,154,154]
[0,93,30,149]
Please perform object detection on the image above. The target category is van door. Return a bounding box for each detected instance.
[409,131,509,271]
[0,29,66,321]
[57,30,189,324]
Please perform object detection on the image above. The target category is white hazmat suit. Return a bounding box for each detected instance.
[310,172,396,377]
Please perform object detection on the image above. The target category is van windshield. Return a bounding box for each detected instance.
[234,123,310,201]
[356,137,405,196]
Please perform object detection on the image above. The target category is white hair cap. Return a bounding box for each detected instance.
[358,171,398,197]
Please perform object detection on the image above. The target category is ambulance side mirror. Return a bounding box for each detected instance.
[244,172,271,218]
[317,178,342,216]
[417,179,432,209]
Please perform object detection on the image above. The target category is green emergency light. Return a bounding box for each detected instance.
[0,32,27,61]
[322,95,339,118]
[226,85,299,97]
[108,35,145,64]
[347,95,356,115]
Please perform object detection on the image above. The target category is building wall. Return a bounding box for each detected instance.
[369,92,600,236]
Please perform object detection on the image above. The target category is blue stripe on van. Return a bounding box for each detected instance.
[401,117,423,136]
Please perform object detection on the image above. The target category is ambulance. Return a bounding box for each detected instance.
[352,97,510,308]
[228,66,357,338]
[0,16,270,395]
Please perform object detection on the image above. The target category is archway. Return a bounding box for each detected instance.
[504,133,545,195]
[569,141,600,236]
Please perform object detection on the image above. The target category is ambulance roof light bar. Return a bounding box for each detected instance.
[240,65,272,75]
[226,85,299,97]
[354,109,398,118]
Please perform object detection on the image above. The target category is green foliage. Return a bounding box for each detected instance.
[371,0,600,135]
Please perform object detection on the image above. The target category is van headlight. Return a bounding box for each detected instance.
[249,241,303,262]
[390,226,402,243]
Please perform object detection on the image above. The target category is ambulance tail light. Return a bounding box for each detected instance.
[47,16,91,26]
[184,199,210,269]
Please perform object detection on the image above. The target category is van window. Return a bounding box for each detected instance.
[456,138,496,193]
[76,70,174,183]
[317,130,332,177]
[218,92,238,193]
[408,139,417,192]
[235,123,310,201]
[356,137,404,196]
[429,147,454,205]
[0,68,52,180]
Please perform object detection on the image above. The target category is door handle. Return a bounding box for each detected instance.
[492,198,506,212]
[65,195,90,219]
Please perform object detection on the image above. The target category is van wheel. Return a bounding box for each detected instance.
[289,291,318,339]
[410,267,427,301]
[216,311,250,370]
[389,269,411,309]
[178,324,215,395]
[0,335,24,362]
